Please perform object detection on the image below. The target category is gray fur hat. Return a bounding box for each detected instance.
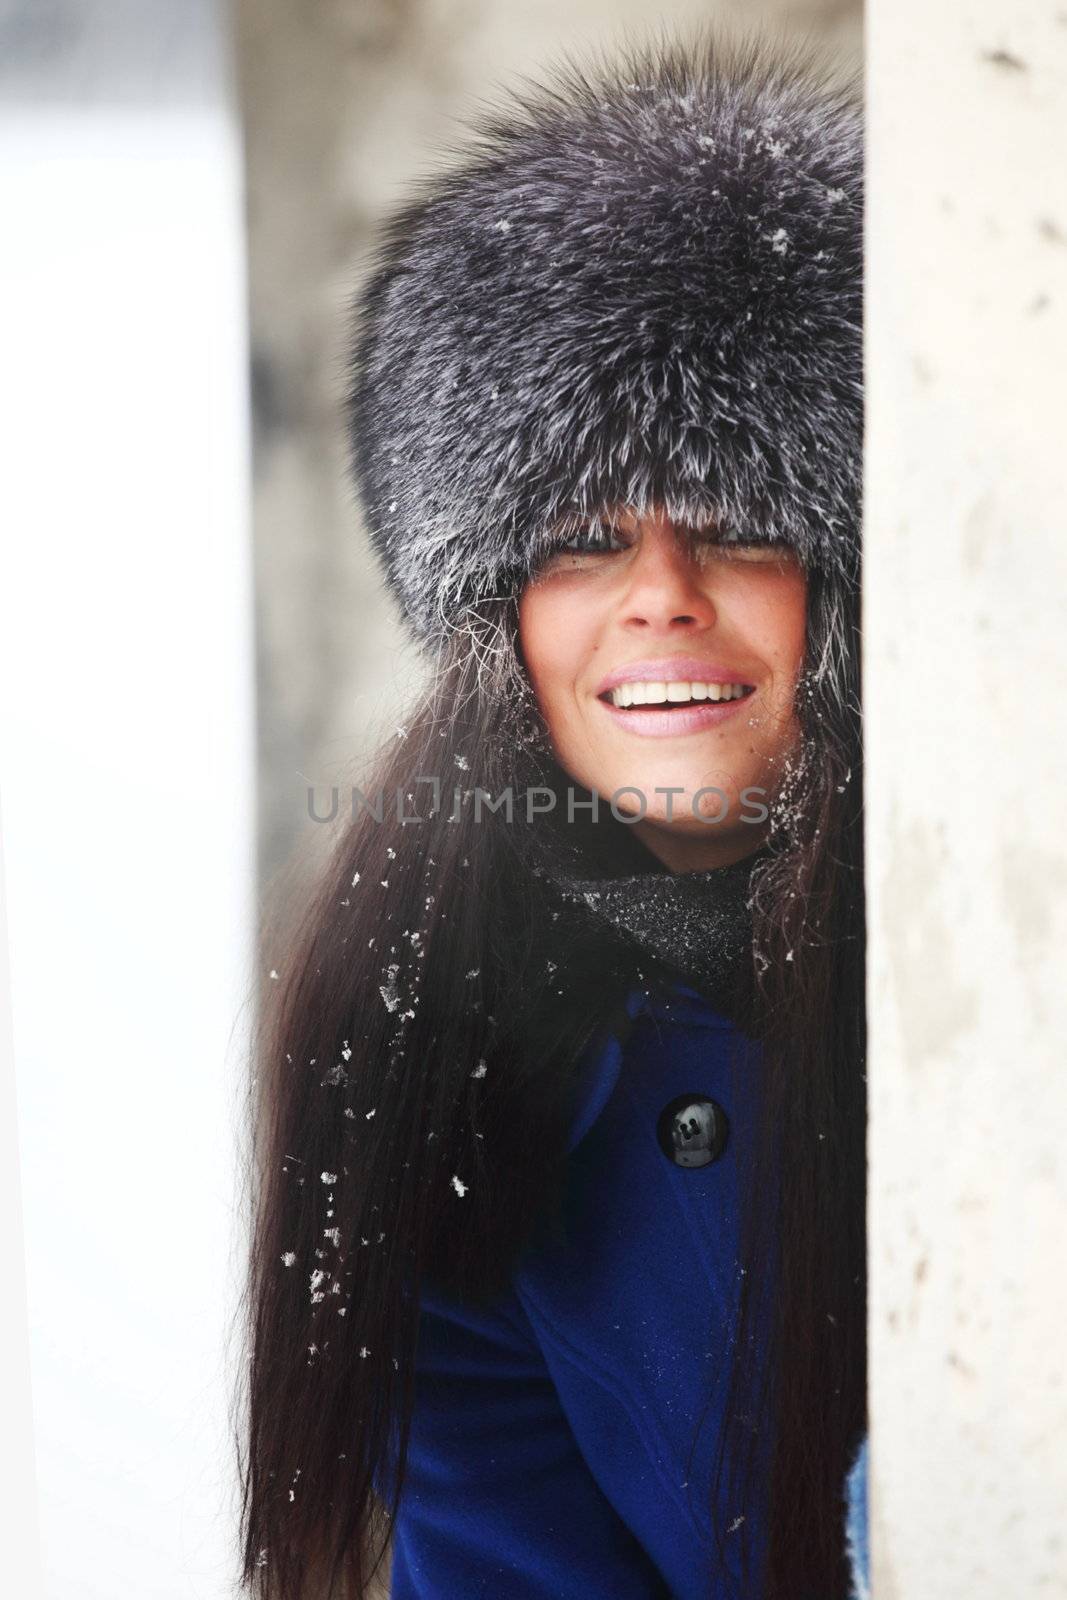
[346,31,863,650]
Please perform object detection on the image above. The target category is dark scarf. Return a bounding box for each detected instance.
[537,804,769,1028]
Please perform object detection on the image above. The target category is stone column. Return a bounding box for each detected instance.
[865,3,1067,1592]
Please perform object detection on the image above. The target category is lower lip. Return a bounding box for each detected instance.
[595,692,755,738]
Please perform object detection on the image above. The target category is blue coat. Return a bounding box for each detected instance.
[388,980,867,1597]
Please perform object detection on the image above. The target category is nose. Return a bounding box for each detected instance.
[617,522,716,633]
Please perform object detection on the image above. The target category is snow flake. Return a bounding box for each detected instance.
[826,187,847,203]
[269,969,279,980]
[451,1175,468,1197]
[471,1060,487,1079]
[281,1251,296,1267]
[321,1171,337,1185]
[768,227,790,254]
[494,218,511,234]
[454,754,469,771]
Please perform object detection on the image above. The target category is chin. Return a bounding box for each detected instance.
[607,779,748,830]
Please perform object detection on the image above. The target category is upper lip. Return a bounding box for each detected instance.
[595,658,756,697]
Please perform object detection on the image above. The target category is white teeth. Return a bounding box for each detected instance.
[607,680,750,708]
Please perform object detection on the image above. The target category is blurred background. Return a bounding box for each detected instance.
[1,2,860,1596]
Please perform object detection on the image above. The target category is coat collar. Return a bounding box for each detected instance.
[543,839,769,1028]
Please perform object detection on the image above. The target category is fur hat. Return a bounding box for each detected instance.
[346,31,863,650]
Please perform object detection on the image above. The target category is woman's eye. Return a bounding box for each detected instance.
[547,523,628,558]
[696,537,796,562]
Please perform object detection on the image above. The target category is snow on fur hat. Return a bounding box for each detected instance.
[346,30,863,650]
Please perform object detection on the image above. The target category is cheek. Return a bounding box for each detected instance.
[759,574,808,739]
[784,579,809,682]
[747,569,808,676]
[518,584,610,767]
[517,586,578,723]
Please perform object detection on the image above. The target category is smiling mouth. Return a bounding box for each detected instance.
[597,681,756,710]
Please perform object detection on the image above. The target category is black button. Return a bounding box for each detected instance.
[656,1093,728,1168]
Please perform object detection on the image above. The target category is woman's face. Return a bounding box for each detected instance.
[517,505,808,871]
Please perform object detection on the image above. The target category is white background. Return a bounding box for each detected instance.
[0,3,256,1594]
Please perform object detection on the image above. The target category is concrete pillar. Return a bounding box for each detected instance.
[866,3,1067,1592]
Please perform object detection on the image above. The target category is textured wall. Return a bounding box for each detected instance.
[235,0,861,896]
[865,1,1067,1592]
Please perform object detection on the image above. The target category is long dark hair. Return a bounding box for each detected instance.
[234,543,866,1597]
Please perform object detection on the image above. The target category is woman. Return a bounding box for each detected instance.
[239,28,867,1600]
